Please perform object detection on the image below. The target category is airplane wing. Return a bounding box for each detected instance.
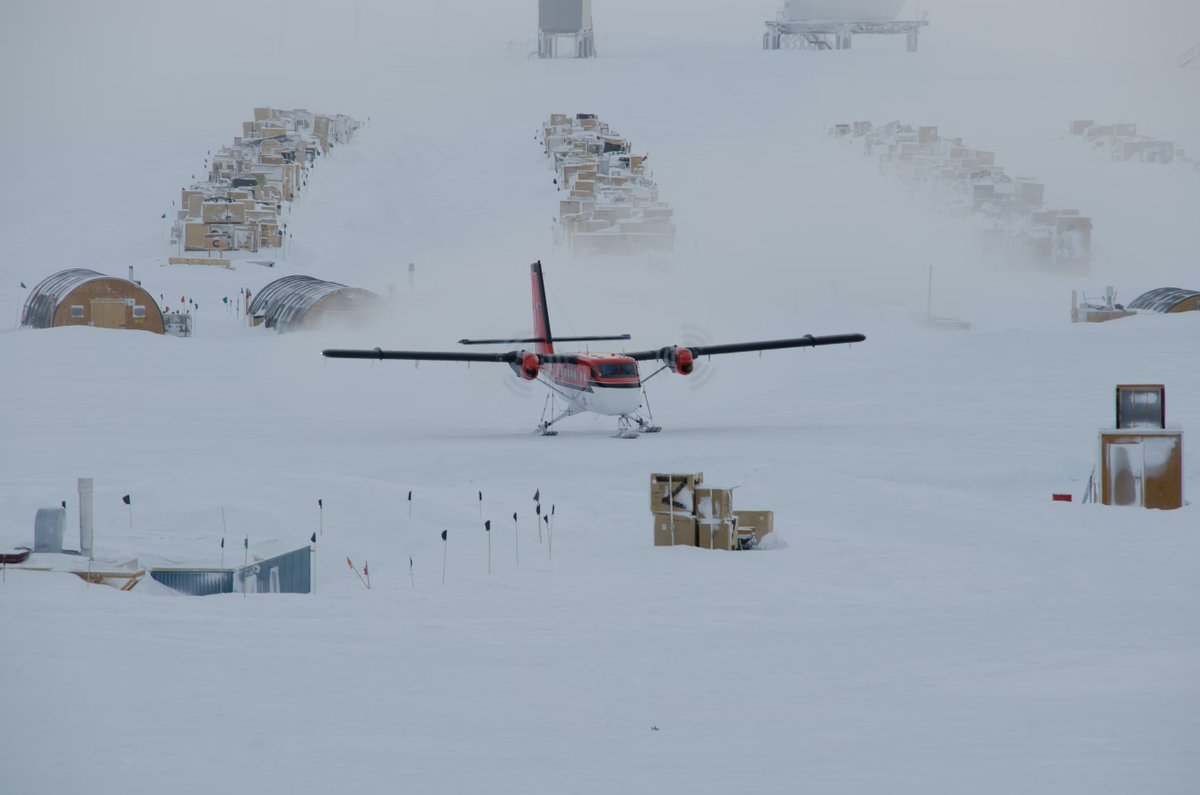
[623,333,866,360]
[322,348,583,364]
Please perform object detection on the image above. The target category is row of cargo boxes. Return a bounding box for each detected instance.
[832,120,1092,270]
[543,112,676,255]
[170,107,360,255]
[1069,120,1193,168]
[649,472,774,551]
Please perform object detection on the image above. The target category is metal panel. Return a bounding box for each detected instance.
[34,508,66,553]
[239,546,311,594]
[150,569,235,596]
[539,0,589,33]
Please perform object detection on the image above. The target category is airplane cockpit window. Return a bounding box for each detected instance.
[596,363,638,378]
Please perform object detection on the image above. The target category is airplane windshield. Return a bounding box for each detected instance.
[595,363,638,379]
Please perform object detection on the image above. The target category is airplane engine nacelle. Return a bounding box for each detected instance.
[510,351,540,381]
[660,346,695,375]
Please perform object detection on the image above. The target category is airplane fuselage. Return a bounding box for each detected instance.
[543,354,642,417]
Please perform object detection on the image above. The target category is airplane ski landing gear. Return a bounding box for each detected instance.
[614,416,640,439]
[536,394,571,437]
[636,387,662,433]
[636,417,662,434]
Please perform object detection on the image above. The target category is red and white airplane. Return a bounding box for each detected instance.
[323,261,865,437]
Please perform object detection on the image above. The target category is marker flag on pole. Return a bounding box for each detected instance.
[318,498,323,508]
[310,532,316,544]
[484,520,491,532]
[512,512,517,522]
[363,562,369,577]
[61,500,66,509]
[244,537,248,549]
[441,529,448,541]
[122,494,131,505]
[534,489,540,502]
[536,504,541,517]
[20,282,26,289]
[408,491,412,501]
[220,538,225,548]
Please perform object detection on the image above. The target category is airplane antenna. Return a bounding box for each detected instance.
[545,283,580,336]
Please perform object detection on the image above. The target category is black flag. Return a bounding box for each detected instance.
[512,512,517,522]
[122,494,131,505]
[220,538,224,548]
[543,515,550,525]
[441,530,447,541]
[318,498,323,508]
[478,491,483,502]
[61,500,66,509]
[552,504,556,515]
[534,489,540,502]
[310,532,317,544]
[484,520,491,532]
[536,504,541,517]
[407,491,412,501]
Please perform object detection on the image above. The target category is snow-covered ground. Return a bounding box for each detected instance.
[2,2,1198,792]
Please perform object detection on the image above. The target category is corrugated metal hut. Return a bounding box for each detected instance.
[21,269,164,333]
[240,547,311,594]
[1127,287,1200,314]
[149,569,235,596]
[248,275,384,333]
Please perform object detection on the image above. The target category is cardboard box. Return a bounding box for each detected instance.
[654,514,697,546]
[202,202,246,224]
[650,473,703,512]
[697,518,737,550]
[694,487,732,521]
[650,482,692,514]
[733,510,774,542]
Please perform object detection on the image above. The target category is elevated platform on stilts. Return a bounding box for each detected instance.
[764,16,929,51]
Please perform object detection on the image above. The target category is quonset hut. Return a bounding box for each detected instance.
[1127,287,1200,314]
[21,269,164,333]
[248,275,384,333]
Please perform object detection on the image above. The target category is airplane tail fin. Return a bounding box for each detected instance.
[530,261,553,355]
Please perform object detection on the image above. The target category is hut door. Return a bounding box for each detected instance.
[1107,443,1143,507]
[90,299,127,329]
[269,567,280,593]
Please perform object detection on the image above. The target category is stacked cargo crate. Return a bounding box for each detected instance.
[542,112,675,255]
[834,120,1091,270]
[650,472,774,551]
[170,107,360,257]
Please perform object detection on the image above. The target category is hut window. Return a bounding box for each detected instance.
[132,305,146,319]
[70,305,84,318]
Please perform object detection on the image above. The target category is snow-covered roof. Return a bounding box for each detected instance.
[1127,287,1200,313]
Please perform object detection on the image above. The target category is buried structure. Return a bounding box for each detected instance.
[21,269,164,333]
[248,275,385,332]
[1127,287,1200,315]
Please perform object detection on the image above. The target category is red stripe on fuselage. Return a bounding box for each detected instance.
[545,355,640,392]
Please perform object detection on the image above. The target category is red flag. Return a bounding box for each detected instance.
[346,557,354,570]
[363,562,369,577]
